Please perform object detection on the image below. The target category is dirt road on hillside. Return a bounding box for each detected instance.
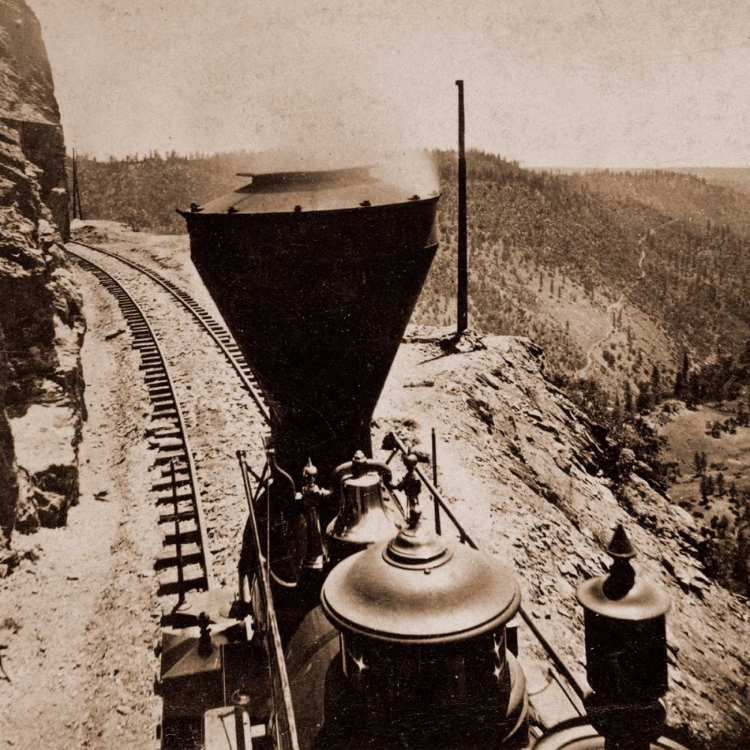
[576,218,679,379]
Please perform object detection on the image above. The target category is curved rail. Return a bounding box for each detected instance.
[65,246,215,603]
[69,239,272,425]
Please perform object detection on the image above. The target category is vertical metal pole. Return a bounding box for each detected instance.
[76,171,84,221]
[266,466,271,577]
[171,459,186,610]
[71,149,84,221]
[431,428,441,535]
[456,80,468,334]
[71,149,78,220]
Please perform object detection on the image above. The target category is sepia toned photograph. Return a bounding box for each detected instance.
[1,1,749,748]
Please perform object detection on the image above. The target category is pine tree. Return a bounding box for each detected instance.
[716,472,726,497]
[624,381,634,413]
[674,369,684,398]
[651,364,661,402]
[700,474,710,500]
[636,386,652,414]
[612,394,623,425]
[693,451,704,476]
[680,351,690,387]
[706,474,715,495]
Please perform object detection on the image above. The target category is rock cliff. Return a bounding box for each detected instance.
[0,0,84,559]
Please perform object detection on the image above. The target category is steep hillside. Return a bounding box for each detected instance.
[376,329,750,748]
[0,0,84,557]
[414,152,682,391]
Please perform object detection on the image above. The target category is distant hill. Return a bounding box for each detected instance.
[564,168,750,239]
[420,153,750,379]
[670,167,750,197]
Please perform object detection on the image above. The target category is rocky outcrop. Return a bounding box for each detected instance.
[0,0,84,551]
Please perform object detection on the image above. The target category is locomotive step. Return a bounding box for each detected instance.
[204,708,271,750]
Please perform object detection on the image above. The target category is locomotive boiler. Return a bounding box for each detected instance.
[167,95,692,747]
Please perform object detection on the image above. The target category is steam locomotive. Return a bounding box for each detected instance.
[162,158,691,750]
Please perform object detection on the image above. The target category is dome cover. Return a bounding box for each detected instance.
[197,166,437,215]
[321,514,521,644]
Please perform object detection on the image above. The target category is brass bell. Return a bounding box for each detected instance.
[326,450,403,562]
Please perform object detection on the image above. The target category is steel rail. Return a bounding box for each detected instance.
[68,239,272,425]
[386,431,589,703]
[65,246,215,599]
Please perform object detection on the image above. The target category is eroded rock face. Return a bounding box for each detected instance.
[0,0,84,548]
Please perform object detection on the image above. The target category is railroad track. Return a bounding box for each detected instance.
[65,247,215,611]
[68,239,272,425]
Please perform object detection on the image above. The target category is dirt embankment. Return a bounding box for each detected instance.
[72,220,750,745]
[0,269,161,749]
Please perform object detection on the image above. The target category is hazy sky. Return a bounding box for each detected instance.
[30,0,750,168]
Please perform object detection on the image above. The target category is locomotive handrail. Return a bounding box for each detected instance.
[384,430,589,704]
[383,432,476,547]
[237,450,300,750]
